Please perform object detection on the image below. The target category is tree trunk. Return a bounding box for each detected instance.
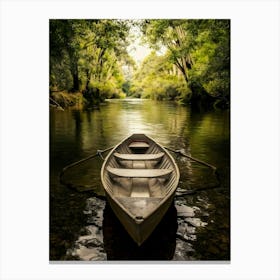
[189,82,216,111]
[70,61,79,92]
[72,70,79,92]
[82,69,101,108]
[85,68,91,91]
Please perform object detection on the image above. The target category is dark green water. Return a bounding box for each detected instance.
[50,99,230,261]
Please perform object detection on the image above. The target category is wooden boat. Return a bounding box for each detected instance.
[101,134,180,246]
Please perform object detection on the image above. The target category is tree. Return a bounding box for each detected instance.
[50,20,85,92]
[141,20,193,84]
[78,20,131,104]
[188,20,230,108]
[131,51,189,101]
[140,19,230,109]
[49,19,132,106]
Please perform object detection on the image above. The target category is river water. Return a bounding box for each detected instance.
[50,99,230,261]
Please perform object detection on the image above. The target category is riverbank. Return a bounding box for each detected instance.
[50,91,229,112]
[50,91,84,109]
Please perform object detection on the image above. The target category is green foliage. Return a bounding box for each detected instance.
[131,51,191,101]
[141,19,230,109]
[49,50,73,91]
[50,19,230,109]
[50,19,131,105]
[189,20,230,100]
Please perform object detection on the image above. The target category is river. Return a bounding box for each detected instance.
[50,99,230,261]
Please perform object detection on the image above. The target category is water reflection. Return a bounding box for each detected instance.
[65,197,178,261]
[65,197,106,261]
[65,195,217,261]
[50,99,230,261]
[103,201,177,260]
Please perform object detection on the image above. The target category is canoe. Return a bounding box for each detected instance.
[101,134,180,246]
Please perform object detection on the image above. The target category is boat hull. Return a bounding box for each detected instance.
[105,190,175,245]
[101,134,180,246]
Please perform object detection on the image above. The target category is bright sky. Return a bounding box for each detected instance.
[127,24,151,65]
[126,23,167,66]
[129,43,151,65]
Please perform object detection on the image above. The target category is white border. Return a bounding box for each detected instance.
[1,0,279,279]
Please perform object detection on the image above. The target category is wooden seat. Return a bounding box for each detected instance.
[130,178,150,198]
[128,141,150,149]
[114,152,164,161]
[107,167,173,178]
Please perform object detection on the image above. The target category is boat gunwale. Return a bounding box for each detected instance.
[100,134,180,223]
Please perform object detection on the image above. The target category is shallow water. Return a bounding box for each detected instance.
[50,99,230,261]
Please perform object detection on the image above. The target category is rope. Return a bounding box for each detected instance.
[164,147,216,171]
[59,146,114,187]
[175,184,221,197]
[164,146,221,186]
[59,143,221,195]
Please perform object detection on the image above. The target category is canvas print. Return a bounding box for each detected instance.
[50,19,230,261]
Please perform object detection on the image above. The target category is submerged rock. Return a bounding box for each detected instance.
[66,197,106,261]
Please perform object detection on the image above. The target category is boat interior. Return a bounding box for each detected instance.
[102,134,178,201]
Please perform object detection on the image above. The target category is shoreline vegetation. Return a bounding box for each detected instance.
[50,91,83,109]
[49,91,227,111]
[50,19,230,111]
